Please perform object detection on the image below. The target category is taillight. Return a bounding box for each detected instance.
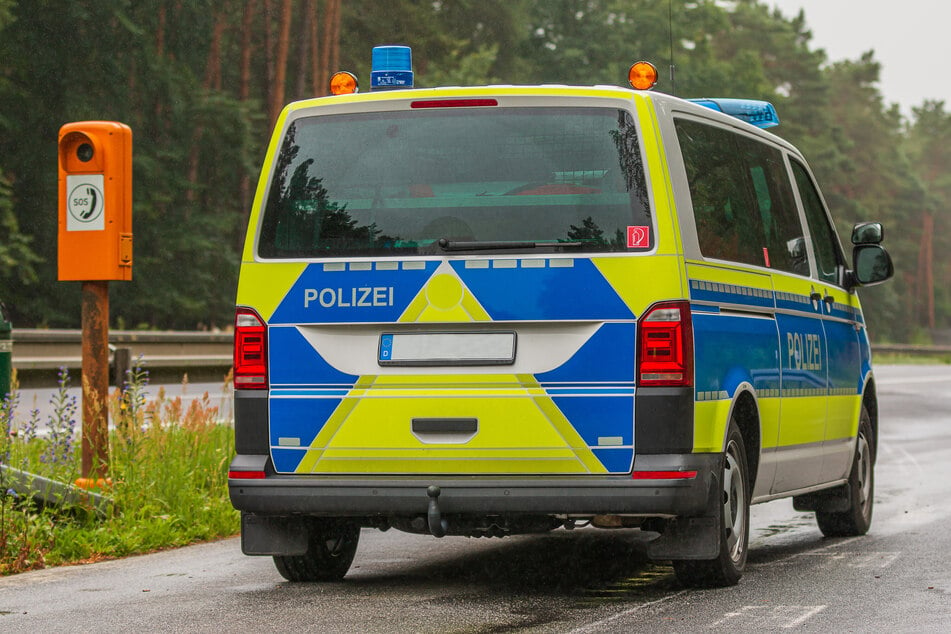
[234,308,267,389]
[637,301,693,387]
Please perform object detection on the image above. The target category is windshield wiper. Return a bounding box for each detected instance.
[437,238,583,251]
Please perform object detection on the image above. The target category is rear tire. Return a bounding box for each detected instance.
[273,520,360,582]
[816,407,874,537]
[673,419,750,587]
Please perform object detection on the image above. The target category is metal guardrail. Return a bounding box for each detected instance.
[0,464,113,515]
[871,343,951,357]
[7,329,950,375]
[11,329,233,373]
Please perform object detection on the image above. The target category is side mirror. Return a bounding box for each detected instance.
[852,244,894,286]
[851,222,884,245]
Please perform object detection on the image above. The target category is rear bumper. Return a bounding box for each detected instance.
[228,452,722,518]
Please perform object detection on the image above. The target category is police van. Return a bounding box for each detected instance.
[228,48,894,587]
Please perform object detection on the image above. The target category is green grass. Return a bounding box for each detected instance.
[874,353,951,365]
[0,365,239,575]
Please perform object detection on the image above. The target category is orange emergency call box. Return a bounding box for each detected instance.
[58,121,133,281]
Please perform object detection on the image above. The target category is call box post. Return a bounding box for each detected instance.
[57,121,133,483]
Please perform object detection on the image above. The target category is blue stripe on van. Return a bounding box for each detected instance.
[689,279,774,310]
[269,396,342,447]
[692,311,781,396]
[592,448,634,474]
[269,261,439,324]
[689,279,865,325]
[452,258,633,321]
[268,325,358,385]
[271,448,307,473]
[535,323,635,384]
[551,396,633,448]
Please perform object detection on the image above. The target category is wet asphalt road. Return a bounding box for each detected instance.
[0,364,949,633]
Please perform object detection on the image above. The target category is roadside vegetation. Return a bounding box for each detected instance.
[875,353,951,366]
[0,364,238,575]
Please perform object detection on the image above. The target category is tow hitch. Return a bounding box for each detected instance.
[427,485,448,537]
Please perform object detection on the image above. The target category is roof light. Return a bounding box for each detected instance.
[329,71,359,95]
[628,61,658,90]
[688,98,780,129]
[371,45,413,91]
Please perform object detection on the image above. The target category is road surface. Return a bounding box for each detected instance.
[0,365,948,632]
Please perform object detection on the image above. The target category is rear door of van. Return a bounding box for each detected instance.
[241,91,676,479]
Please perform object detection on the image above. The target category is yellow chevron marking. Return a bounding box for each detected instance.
[295,375,377,473]
[593,255,684,317]
[399,270,490,323]
[235,261,307,321]
[294,372,611,475]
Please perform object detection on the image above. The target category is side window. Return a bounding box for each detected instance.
[675,119,807,274]
[676,120,762,266]
[738,138,808,276]
[790,160,843,285]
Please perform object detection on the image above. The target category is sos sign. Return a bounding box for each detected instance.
[66,176,106,230]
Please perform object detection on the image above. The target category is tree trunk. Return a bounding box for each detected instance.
[916,212,935,329]
[187,8,228,205]
[205,9,226,91]
[295,1,316,100]
[239,0,257,242]
[310,0,320,94]
[318,0,336,95]
[269,0,293,128]
[925,212,935,330]
[156,4,166,58]
[240,0,256,102]
[264,0,276,119]
[329,0,341,74]
[155,4,167,123]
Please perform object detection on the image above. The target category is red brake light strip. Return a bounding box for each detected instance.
[228,470,266,479]
[631,470,698,480]
[410,99,498,109]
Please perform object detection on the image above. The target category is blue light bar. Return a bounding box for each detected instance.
[688,98,780,129]
[371,45,414,91]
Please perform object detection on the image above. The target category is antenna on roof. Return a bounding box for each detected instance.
[668,0,676,94]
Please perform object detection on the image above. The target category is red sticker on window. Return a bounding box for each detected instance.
[627,226,650,248]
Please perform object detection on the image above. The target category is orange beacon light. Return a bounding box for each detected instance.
[58,121,133,281]
[628,61,659,91]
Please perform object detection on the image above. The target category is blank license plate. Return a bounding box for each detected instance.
[378,332,516,366]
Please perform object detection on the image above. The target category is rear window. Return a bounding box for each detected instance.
[257,106,652,258]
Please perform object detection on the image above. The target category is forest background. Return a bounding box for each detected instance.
[0,0,946,344]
